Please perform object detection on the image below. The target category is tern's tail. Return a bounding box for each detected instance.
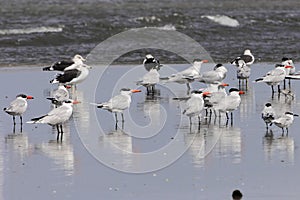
[254,78,263,82]
[43,66,53,71]
[27,115,46,124]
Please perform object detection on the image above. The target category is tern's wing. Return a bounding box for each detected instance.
[268,68,285,76]
[6,98,26,112]
[109,94,130,110]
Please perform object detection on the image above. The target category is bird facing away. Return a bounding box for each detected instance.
[183,90,210,125]
[261,103,276,130]
[137,66,160,94]
[231,49,255,66]
[161,59,208,92]
[96,88,141,124]
[195,63,228,84]
[272,111,298,135]
[47,85,71,106]
[27,100,80,140]
[232,58,251,89]
[4,94,34,126]
[143,54,162,71]
[43,54,86,71]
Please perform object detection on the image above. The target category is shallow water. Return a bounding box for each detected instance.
[1,63,300,199]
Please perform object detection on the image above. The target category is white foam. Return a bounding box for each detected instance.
[155,24,176,31]
[201,15,240,27]
[142,24,176,31]
[134,16,161,23]
[0,26,64,35]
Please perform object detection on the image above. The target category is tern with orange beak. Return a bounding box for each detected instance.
[194,63,228,84]
[214,88,244,125]
[255,64,292,96]
[161,59,208,92]
[27,100,80,140]
[182,90,210,126]
[96,88,141,124]
[4,94,34,126]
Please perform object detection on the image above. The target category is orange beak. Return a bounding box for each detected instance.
[285,65,293,69]
[202,59,209,63]
[131,89,142,93]
[239,91,245,95]
[72,100,81,104]
[202,91,211,96]
[221,83,229,87]
[26,95,34,99]
[65,85,72,89]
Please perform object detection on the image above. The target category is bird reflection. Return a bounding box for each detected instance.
[39,134,75,176]
[263,132,294,163]
[214,126,242,164]
[184,128,206,167]
[5,131,31,161]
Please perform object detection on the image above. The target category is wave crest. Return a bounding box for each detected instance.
[0,26,64,35]
[201,15,240,27]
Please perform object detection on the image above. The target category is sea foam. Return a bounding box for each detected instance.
[201,15,240,27]
[0,26,63,35]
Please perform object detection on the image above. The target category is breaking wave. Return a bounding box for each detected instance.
[201,15,240,27]
[0,26,64,35]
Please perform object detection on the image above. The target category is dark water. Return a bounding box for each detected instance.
[1,0,300,65]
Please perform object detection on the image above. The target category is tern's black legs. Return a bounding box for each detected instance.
[13,116,16,125]
[56,124,64,141]
[114,113,125,130]
[12,115,23,133]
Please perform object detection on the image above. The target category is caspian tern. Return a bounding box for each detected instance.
[281,57,296,89]
[204,82,229,118]
[161,59,208,92]
[230,49,255,66]
[255,64,292,96]
[195,63,228,84]
[182,90,210,125]
[261,103,276,130]
[137,66,160,94]
[143,54,163,71]
[47,85,71,106]
[271,111,298,134]
[27,100,80,140]
[43,54,86,71]
[282,57,295,75]
[96,88,141,125]
[4,94,34,127]
[214,88,244,124]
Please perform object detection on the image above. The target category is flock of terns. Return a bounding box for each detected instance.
[2,50,299,140]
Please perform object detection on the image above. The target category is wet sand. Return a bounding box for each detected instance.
[1,63,300,199]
